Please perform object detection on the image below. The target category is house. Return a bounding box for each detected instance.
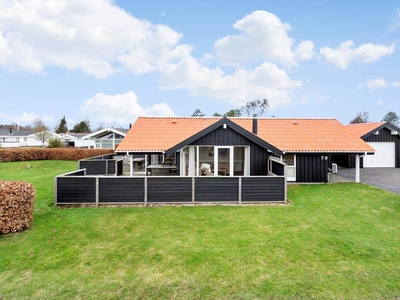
[58,132,94,148]
[0,128,59,147]
[116,117,374,182]
[345,122,400,168]
[81,127,128,149]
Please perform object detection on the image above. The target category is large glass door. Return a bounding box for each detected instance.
[214,146,233,176]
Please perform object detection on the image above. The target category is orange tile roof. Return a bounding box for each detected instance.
[230,118,374,153]
[345,122,385,138]
[116,117,375,153]
[116,117,220,152]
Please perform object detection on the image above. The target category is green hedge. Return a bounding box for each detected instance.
[0,148,114,162]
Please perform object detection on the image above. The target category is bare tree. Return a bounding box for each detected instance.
[349,111,370,124]
[32,118,52,147]
[241,99,269,117]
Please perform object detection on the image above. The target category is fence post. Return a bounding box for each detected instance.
[105,160,109,175]
[96,177,99,207]
[192,177,195,204]
[284,165,287,204]
[54,177,58,207]
[238,177,242,205]
[144,177,148,205]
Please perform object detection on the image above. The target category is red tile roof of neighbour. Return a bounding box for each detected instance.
[116,117,375,153]
[345,122,385,138]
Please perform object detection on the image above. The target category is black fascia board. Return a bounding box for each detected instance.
[361,121,400,139]
[165,117,283,156]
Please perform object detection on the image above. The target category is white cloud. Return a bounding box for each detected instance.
[160,57,302,110]
[358,78,388,90]
[0,0,191,78]
[377,98,384,105]
[392,81,400,87]
[214,10,314,66]
[0,111,54,126]
[320,40,396,69]
[79,91,176,126]
[391,10,400,31]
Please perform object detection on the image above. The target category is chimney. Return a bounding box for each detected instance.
[129,123,132,129]
[9,127,12,135]
[252,118,258,135]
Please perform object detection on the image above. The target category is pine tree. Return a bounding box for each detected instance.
[55,116,68,134]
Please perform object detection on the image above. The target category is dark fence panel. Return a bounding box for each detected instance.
[107,160,115,174]
[147,177,192,202]
[57,177,96,203]
[242,177,284,202]
[79,160,107,175]
[117,160,123,176]
[99,178,144,203]
[271,160,285,175]
[195,177,239,202]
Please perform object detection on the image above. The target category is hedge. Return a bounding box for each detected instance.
[0,180,35,234]
[0,148,114,162]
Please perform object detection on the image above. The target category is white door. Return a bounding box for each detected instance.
[364,142,395,167]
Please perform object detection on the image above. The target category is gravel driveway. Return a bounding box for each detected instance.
[337,168,400,194]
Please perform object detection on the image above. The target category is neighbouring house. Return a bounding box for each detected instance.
[116,117,375,183]
[81,127,129,149]
[0,128,59,147]
[344,122,400,168]
[58,132,94,148]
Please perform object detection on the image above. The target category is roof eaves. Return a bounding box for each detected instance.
[165,117,283,156]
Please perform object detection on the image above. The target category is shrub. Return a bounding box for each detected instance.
[0,148,114,162]
[48,137,65,148]
[0,180,35,234]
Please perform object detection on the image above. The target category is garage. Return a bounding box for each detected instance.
[364,142,395,168]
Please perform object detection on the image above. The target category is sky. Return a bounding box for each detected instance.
[0,0,399,130]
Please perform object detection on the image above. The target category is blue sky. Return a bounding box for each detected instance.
[0,0,399,130]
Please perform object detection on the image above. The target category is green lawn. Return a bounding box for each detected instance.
[1,161,400,299]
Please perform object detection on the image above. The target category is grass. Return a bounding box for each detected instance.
[1,161,400,299]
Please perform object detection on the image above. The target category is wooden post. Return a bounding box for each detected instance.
[130,155,133,177]
[96,177,99,207]
[144,177,148,205]
[238,177,242,205]
[192,177,195,204]
[54,177,58,207]
[355,155,360,183]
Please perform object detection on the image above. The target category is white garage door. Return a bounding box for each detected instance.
[364,142,395,168]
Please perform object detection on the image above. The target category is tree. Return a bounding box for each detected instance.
[241,99,269,117]
[71,119,91,133]
[382,111,399,126]
[191,109,205,117]
[224,109,242,117]
[32,118,52,146]
[349,111,370,124]
[212,112,222,117]
[55,116,68,134]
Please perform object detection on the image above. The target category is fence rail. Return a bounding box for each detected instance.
[55,175,286,205]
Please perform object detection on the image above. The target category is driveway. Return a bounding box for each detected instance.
[337,168,400,194]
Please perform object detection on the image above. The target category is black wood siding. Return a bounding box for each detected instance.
[242,177,285,202]
[99,178,144,203]
[296,154,329,182]
[117,160,123,176]
[189,127,270,175]
[57,177,96,203]
[147,177,192,202]
[363,128,400,168]
[195,177,239,202]
[108,160,115,174]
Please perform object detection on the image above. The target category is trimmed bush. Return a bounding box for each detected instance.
[0,148,114,162]
[0,180,35,234]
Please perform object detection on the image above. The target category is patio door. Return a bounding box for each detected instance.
[214,146,233,176]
